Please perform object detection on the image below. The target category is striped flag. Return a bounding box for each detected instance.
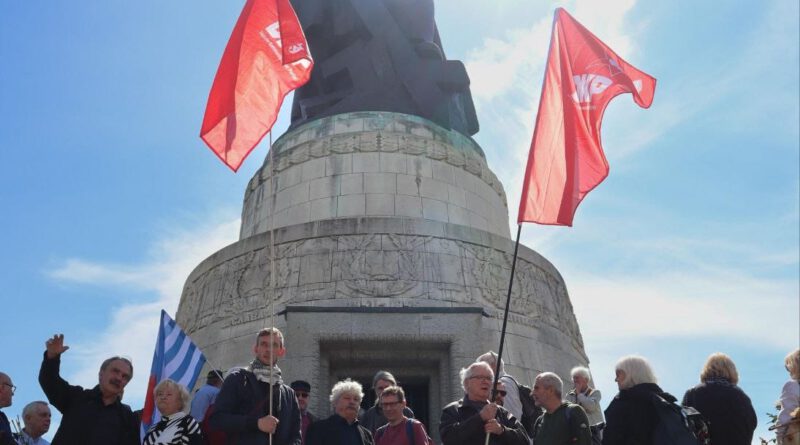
[140,310,207,438]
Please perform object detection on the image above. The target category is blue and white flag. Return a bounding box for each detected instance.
[140,310,206,438]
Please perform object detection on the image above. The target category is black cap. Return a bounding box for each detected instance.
[290,380,311,392]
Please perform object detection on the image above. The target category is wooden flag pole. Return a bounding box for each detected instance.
[485,224,523,445]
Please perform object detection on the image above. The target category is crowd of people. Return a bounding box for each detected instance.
[0,329,798,445]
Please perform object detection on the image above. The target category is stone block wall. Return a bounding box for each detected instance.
[240,112,511,240]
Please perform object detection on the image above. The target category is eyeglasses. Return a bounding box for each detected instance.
[495,390,507,397]
[1,383,15,394]
[469,376,493,382]
[380,401,402,409]
[295,392,309,399]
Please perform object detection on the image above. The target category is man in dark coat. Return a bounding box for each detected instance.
[306,379,373,445]
[0,372,15,445]
[211,327,302,445]
[38,334,139,445]
[439,362,530,445]
[290,380,318,445]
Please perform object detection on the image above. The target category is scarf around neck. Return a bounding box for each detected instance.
[247,359,283,385]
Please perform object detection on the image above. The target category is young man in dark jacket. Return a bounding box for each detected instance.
[211,327,302,445]
[38,334,139,445]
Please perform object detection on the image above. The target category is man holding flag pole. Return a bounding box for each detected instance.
[484,6,656,445]
[211,327,302,445]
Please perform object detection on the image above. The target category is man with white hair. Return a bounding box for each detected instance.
[14,401,52,445]
[306,379,373,445]
[565,367,604,444]
[439,362,529,445]
[530,372,591,445]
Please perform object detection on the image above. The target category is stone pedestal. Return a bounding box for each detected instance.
[176,112,588,440]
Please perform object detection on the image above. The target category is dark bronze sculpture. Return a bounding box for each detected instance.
[289,0,479,136]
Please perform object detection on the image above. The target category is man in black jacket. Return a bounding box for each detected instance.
[211,327,301,445]
[439,362,530,445]
[38,334,139,445]
[306,379,373,445]
[0,372,15,445]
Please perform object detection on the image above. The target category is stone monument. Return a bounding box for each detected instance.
[177,1,589,440]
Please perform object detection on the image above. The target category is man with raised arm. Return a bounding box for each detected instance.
[211,327,301,445]
[38,334,139,445]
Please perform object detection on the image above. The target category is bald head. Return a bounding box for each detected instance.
[0,372,13,408]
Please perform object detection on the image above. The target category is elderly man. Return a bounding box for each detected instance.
[0,372,14,445]
[306,379,373,445]
[39,334,139,445]
[359,371,415,434]
[190,369,223,421]
[14,401,52,445]
[290,380,318,445]
[212,327,301,445]
[530,372,591,445]
[373,386,430,445]
[565,367,604,444]
[440,362,529,445]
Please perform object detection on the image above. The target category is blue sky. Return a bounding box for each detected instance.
[1,1,797,443]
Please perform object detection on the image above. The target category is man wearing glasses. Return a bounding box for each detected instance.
[0,372,15,445]
[373,386,430,445]
[439,362,530,445]
[291,380,318,445]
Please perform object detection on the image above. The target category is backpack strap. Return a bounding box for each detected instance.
[375,424,387,442]
[405,418,415,445]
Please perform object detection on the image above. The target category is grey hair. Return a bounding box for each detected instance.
[615,355,657,390]
[535,372,564,398]
[22,401,49,419]
[570,366,591,381]
[154,379,191,412]
[330,379,364,407]
[459,362,493,392]
[476,351,504,375]
[372,370,397,388]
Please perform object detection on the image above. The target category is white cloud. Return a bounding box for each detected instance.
[47,217,240,408]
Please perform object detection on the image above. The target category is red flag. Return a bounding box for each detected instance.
[200,0,313,172]
[518,8,655,226]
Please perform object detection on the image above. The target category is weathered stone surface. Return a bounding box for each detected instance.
[240,112,509,239]
[177,112,589,443]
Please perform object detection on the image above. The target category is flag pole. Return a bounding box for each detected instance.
[267,129,276,445]
[485,223,523,445]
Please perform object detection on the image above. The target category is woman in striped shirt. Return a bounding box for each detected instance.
[143,379,203,445]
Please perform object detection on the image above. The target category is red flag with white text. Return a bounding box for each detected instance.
[200,0,313,172]
[517,8,655,226]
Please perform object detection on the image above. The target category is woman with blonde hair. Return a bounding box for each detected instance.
[602,355,676,445]
[776,349,800,444]
[142,379,202,445]
[682,352,756,445]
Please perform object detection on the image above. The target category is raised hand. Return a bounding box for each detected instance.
[45,334,69,359]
